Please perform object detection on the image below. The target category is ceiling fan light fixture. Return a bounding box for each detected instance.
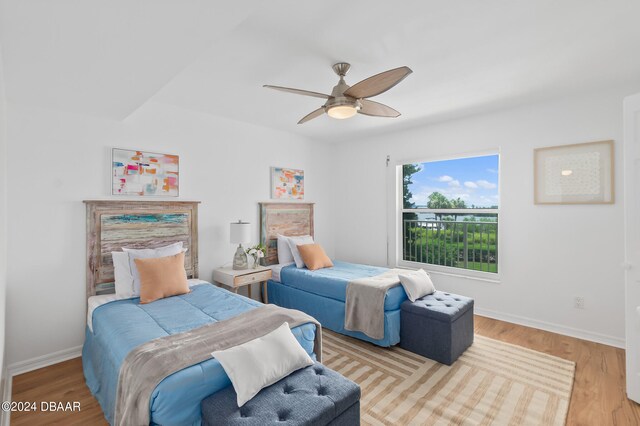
[327,105,358,119]
[264,63,412,124]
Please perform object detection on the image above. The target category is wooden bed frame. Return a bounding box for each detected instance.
[84,200,200,297]
[259,202,314,266]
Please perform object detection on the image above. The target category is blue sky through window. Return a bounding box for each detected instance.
[407,154,499,208]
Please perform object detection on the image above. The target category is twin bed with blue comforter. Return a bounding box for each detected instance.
[83,283,317,426]
[260,203,406,345]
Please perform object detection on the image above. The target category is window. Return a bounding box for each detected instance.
[400,154,499,275]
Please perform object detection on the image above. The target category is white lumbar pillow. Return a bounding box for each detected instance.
[398,269,436,302]
[122,242,185,296]
[112,251,135,298]
[286,235,315,268]
[276,234,295,265]
[212,322,314,407]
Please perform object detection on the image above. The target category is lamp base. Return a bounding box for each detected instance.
[232,244,248,270]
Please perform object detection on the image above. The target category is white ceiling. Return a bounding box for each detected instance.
[2,0,640,143]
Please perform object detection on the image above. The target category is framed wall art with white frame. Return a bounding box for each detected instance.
[270,167,304,200]
[534,140,614,204]
[112,148,180,197]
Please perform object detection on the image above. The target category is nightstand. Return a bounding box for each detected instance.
[212,266,272,303]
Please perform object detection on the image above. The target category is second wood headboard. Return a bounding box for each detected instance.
[259,202,314,266]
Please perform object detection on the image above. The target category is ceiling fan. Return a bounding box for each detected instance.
[264,63,412,124]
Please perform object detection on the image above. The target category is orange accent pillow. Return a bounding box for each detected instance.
[134,252,190,304]
[297,243,334,271]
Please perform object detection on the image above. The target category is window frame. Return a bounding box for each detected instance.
[393,151,501,282]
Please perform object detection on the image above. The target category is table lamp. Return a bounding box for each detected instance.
[230,220,250,270]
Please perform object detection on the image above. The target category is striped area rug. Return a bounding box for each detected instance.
[322,330,575,426]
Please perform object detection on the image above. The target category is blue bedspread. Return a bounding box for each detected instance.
[82,284,317,426]
[279,261,407,311]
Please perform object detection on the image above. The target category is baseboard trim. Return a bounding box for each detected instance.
[475,307,625,349]
[6,345,82,377]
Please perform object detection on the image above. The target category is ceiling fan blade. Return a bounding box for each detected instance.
[263,85,331,99]
[298,107,325,124]
[343,66,412,99]
[358,99,401,118]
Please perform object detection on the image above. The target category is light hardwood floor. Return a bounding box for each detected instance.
[10,315,640,425]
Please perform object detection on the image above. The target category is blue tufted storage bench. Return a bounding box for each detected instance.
[201,363,360,426]
[400,291,474,365]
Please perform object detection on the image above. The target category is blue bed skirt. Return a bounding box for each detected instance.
[268,280,401,347]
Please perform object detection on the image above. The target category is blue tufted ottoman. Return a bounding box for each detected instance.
[201,363,360,426]
[400,291,474,365]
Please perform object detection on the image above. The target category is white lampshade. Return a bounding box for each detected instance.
[230,221,251,244]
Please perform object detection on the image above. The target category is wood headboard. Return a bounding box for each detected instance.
[84,200,200,297]
[259,202,314,266]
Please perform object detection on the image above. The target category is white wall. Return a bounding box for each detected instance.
[4,101,335,366]
[0,42,7,387]
[333,85,637,347]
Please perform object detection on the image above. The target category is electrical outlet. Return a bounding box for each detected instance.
[574,296,585,309]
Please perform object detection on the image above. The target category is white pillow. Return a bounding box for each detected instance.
[112,251,135,298]
[286,235,314,268]
[276,234,294,265]
[122,242,184,296]
[398,269,436,302]
[212,322,314,407]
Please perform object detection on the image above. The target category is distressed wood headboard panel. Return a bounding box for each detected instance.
[84,200,200,297]
[259,202,314,266]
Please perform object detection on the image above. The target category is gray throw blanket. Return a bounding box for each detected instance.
[114,304,322,426]
[344,269,404,340]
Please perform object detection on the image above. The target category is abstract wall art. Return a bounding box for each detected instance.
[534,140,614,204]
[271,167,304,200]
[112,148,179,196]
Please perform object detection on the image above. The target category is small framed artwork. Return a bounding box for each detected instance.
[534,140,614,204]
[112,148,179,196]
[271,167,304,200]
